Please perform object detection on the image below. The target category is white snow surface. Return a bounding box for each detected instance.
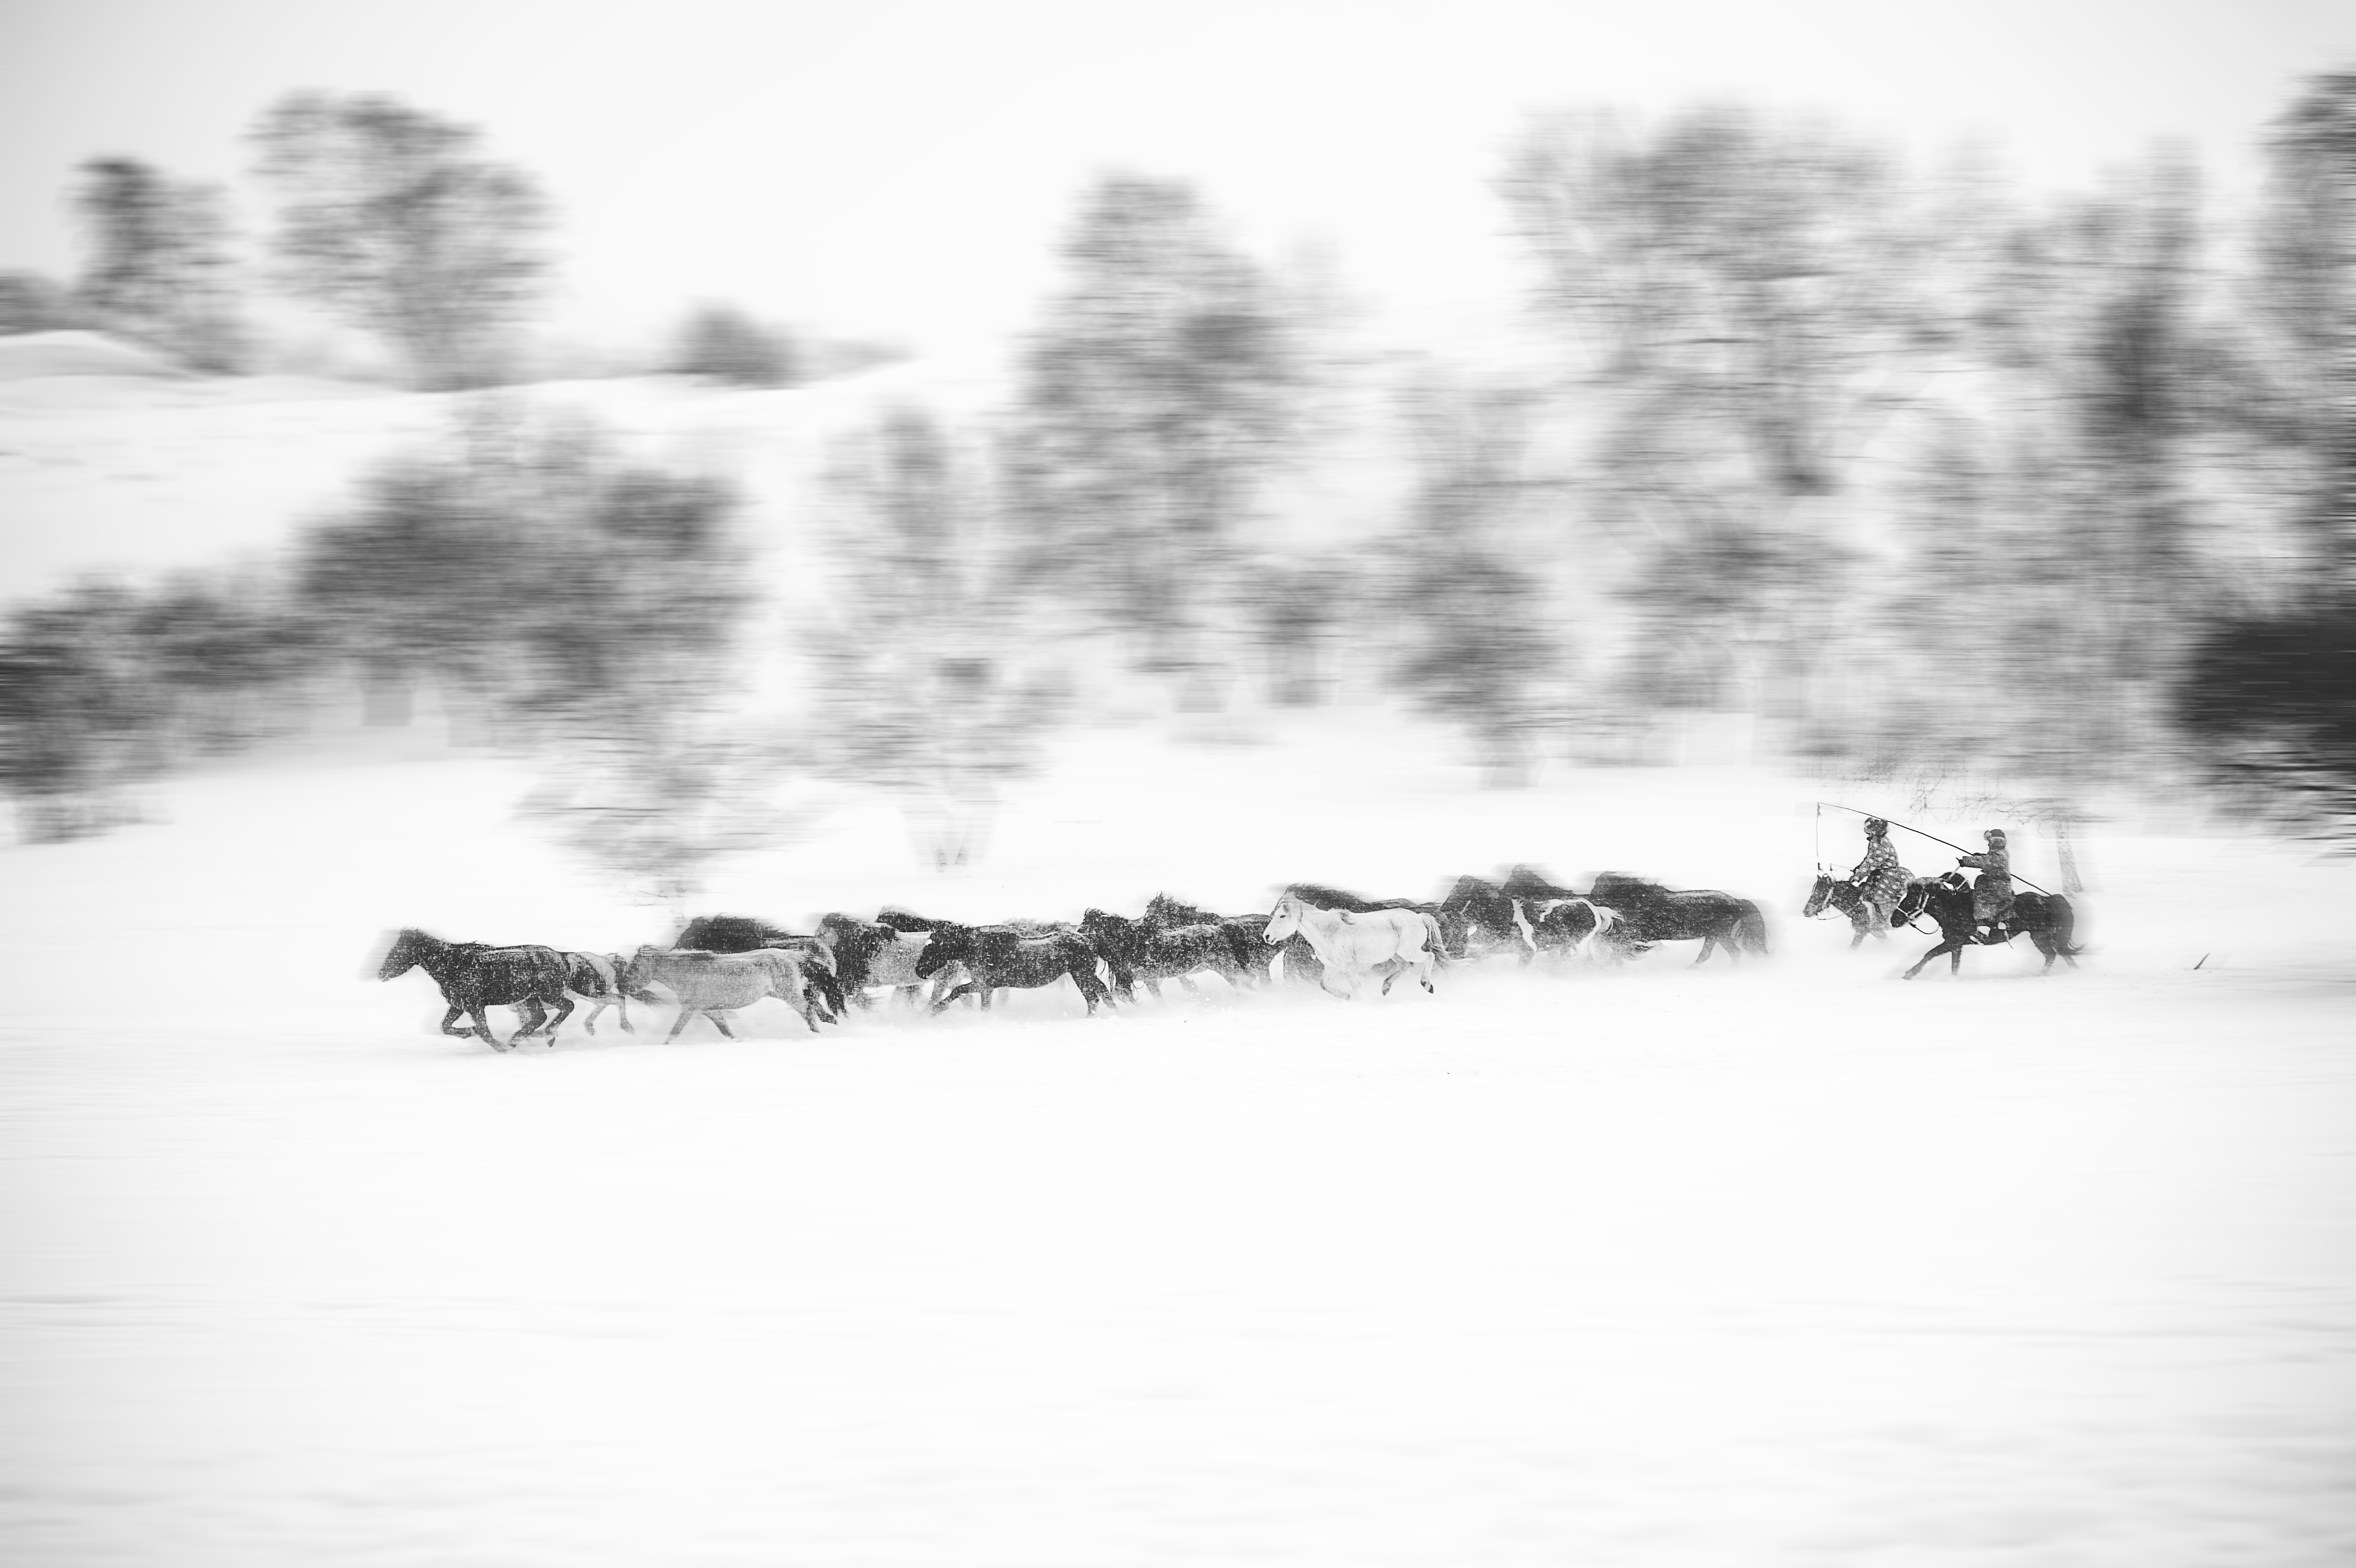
[3,708,2354,1568]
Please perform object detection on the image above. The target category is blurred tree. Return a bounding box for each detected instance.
[1002,174,1312,680]
[671,302,800,386]
[0,583,167,839]
[249,93,550,390]
[1383,371,1564,783]
[71,157,245,371]
[804,404,1068,868]
[0,270,89,335]
[292,402,771,895]
[2176,71,2356,835]
[293,401,747,741]
[1504,108,1945,707]
[2251,69,2356,586]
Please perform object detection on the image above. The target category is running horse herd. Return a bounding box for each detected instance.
[378,861,2083,1051]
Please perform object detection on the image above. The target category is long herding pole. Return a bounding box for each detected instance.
[1815,801,2056,896]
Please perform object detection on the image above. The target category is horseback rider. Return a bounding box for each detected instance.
[1846,817,1907,929]
[1955,828,2016,943]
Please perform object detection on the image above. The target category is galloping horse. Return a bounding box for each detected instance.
[1893,873,2083,979]
[914,924,1113,1014]
[1263,893,1441,1000]
[1517,896,1622,961]
[378,928,573,1049]
[1802,873,1903,950]
[1081,909,1259,1000]
[676,913,847,1018]
[816,914,956,1010]
[1438,875,1541,962]
[620,944,833,1038]
[560,950,660,1035]
[1587,873,1770,965]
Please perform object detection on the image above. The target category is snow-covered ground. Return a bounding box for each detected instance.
[2,704,2353,1568]
[3,364,2353,1565]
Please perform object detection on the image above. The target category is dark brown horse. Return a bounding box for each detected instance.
[1081,908,1259,1000]
[915,923,1112,1014]
[1587,873,1769,965]
[378,928,572,1049]
[1893,873,2083,978]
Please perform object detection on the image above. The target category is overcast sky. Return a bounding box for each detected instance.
[5,0,2352,362]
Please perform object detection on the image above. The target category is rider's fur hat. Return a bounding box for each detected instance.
[1865,817,1888,835]
[1985,827,2007,841]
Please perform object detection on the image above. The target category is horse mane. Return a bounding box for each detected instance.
[1143,893,1222,929]
[1286,882,1415,914]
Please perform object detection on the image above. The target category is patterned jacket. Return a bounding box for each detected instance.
[1848,836,1907,907]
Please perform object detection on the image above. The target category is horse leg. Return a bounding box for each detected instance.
[1692,937,1715,966]
[1072,962,1107,1015]
[439,1004,472,1037]
[543,993,574,1041]
[1902,937,1961,980]
[665,1006,699,1042]
[705,1010,738,1040]
[467,1001,508,1048]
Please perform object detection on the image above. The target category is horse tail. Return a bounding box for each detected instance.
[1419,912,1445,958]
[2051,895,2085,956]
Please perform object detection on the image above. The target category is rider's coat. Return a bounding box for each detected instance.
[1956,838,2016,924]
[1848,834,1907,915]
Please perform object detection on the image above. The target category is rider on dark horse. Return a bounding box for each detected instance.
[1955,828,2016,944]
[1846,817,1907,929]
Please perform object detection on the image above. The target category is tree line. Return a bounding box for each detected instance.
[3,72,2352,872]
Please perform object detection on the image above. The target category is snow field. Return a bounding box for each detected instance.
[3,711,2354,1565]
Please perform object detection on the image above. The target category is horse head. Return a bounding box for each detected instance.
[912,924,972,979]
[618,944,665,991]
[377,927,433,981]
[1802,874,1837,917]
[1263,895,1301,945]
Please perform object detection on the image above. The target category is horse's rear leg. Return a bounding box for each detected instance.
[542,993,574,1042]
[509,998,549,1046]
[665,1006,701,1042]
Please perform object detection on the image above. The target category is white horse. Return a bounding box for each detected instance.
[1263,893,1441,999]
[620,945,831,1039]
